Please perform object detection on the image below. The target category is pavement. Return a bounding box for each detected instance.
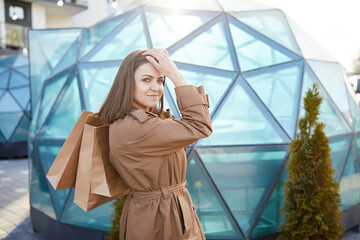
[0,158,359,240]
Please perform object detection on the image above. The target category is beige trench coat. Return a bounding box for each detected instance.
[109,85,212,240]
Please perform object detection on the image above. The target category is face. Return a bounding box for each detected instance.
[133,63,164,111]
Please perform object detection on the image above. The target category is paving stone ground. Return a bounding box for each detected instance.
[0,158,359,240]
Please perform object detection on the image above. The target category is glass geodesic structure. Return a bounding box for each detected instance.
[0,54,30,158]
[28,1,360,239]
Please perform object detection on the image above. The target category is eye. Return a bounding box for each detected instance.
[142,78,151,82]
[157,79,164,84]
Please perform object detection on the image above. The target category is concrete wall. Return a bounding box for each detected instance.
[71,0,112,28]
[46,14,71,28]
[31,2,46,29]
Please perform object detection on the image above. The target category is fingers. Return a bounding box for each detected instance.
[145,55,160,69]
[143,48,169,60]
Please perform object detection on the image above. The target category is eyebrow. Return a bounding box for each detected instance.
[141,74,165,79]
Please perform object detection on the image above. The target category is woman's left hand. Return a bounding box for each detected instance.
[142,49,187,87]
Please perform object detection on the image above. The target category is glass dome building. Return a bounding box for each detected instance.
[28,1,360,239]
[0,54,30,158]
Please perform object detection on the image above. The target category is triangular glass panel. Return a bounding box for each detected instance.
[0,66,6,75]
[34,29,82,69]
[9,86,30,110]
[89,15,148,62]
[79,14,127,59]
[78,63,119,111]
[218,0,272,11]
[307,60,352,125]
[0,92,22,113]
[145,8,217,49]
[0,113,22,140]
[171,21,235,71]
[348,90,360,131]
[244,61,303,138]
[51,39,80,76]
[0,131,5,143]
[38,68,70,130]
[15,66,29,77]
[9,70,29,88]
[9,114,30,143]
[0,89,4,98]
[0,55,16,67]
[166,66,235,114]
[13,55,28,67]
[60,189,114,230]
[187,150,244,239]
[298,64,352,137]
[39,72,82,139]
[329,135,352,183]
[30,147,57,220]
[197,146,287,234]
[286,17,336,62]
[37,139,70,218]
[0,70,10,88]
[250,166,288,239]
[230,10,301,55]
[340,142,360,211]
[229,22,296,72]
[148,0,222,11]
[199,78,287,146]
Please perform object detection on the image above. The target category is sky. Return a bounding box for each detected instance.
[253,0,360,73]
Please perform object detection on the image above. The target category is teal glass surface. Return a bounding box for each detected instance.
[187,151,243,239]
[0,92,22,112]
[299,65,352,136]
[166,68,234,114]
[307,60,352,125]
[9,115,30,142]
[38,69,70,130]
[0,70,9,88]
[145,9,216,49]
[30,149,57,220]
[51,40,79,76]
[79,14,126,59]
[37,139,70,218]
[171,22,235,71]
[244,62,302,137]
[30,101,40,137]
[90,15,148,62]
[0,113,22,140]
[340,143,360,211]
[13,55,28,67]
[9,70,28,88]
[39,73,82,139]
[60,189,115,231]
[78,63,119,111]
[0,132,5,143]
[197,147,287,233]
[0,55,16,67]
[286,18,335,61]
[199,81,285,145]
[16,66,29,77]
[347,90,360,131]
[250,168,288,239]
[0,89,3,98]
[329,136,352,183]
[230,9,301,55]
[229,23,294,72]
[10,86,30,109]
[0,66,6,75]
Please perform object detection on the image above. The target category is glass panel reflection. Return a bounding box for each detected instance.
[231,9,301,55]
[0,92,22,113]
[229,22,294,72]
[9,115,30,142]
[39,73,82,139]
[199,81,285,145]
[250,168,288,239]
[197,146,287,233]
[9,70,28,88]
[244,62,302,137]
[187,151,243,239]
[0,70,9,88]
[10,86,30,110]
[171,22,235,71]
[329,136,352,183]
[0,113,22,140]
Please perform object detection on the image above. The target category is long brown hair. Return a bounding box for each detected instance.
[99,50,164,124]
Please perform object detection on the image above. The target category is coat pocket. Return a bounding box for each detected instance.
[177,195,195,239]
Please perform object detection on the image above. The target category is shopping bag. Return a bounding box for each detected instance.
[46,110,93,190]
[73,114,129,212]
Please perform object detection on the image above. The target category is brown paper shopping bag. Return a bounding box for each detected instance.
[73,114,129,212]
[46,110,93,190]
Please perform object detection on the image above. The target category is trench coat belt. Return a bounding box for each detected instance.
[129,181,188,200]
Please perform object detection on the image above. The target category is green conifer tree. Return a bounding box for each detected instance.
[107,195,127,240]
[278,84,344,240]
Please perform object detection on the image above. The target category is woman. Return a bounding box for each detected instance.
[99,49,212,240]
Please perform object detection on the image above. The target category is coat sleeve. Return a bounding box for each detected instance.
[116,85,212,156]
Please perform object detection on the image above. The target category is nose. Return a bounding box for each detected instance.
[150,81,160,91]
